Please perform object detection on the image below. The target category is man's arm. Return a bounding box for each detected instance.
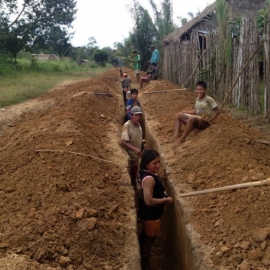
[210,106,220,122]
[121,140,141,157]
[142,176,173,206]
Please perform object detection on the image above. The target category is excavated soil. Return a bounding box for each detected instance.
[0,70,139,270]
[0,67,270,270]
[140,79,270,270]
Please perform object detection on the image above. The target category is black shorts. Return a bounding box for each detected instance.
[193,118,210,130]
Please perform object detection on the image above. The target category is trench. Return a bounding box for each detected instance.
[121,109,197,269]
[117,74,205,269]
[141,121,196,270]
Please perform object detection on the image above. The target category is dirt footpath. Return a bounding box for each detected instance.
[0,68,270,270]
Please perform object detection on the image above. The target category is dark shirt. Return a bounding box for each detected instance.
[138,170,165,220]
[126,99,141,120]
[122,77,131,88]
[146,67,158,80]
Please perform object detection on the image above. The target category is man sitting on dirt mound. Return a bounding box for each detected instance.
[121,106,144,186]
[140,62,159,89]
[169,81,220,146]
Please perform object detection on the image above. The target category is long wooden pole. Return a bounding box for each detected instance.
[143,88,187,94]
[219,39,264,111]
[181,49,207,88]
[179,178,270,198]
[36,149,120,166]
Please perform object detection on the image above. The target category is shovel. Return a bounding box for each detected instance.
[94,93,113,97]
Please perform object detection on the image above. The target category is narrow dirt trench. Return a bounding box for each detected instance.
[0,68,270,270]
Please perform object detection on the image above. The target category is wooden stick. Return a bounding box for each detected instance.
[255,139,270,145]
[143,88,188,94]
[36,149,120,166]
[179,178,270,198]
[219,39,264,111]
[181,49,207,88]
[73,92,113,98]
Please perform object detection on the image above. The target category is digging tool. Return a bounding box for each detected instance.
[143,88,188,94]
[94,93,113,97]
[36,149,120,166]
[73,92,113,98]
[179,178,270,198]
[255,139,270,145]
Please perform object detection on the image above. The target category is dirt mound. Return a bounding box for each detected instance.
[141,79,270,269]
[0,67,270,269]
[0,69,139,270]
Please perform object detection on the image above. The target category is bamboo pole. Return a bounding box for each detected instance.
[181,49,207,88]
[179,178,270,198]
[36,149,120,166]
[143,88,188,94]
[219,39,264,112]
[255,139,270,145]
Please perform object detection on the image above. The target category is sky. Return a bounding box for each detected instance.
[71,0,215,48]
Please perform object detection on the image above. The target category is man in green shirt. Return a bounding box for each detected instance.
[133,50,141,83]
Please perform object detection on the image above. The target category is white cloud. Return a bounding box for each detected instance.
[71,0,215,48]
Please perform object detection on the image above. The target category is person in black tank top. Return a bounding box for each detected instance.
[138,150,173,270]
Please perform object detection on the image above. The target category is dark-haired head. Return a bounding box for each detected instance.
[130,88,138,95]
[196,81,207,90]
[133,50,137,54]
[139,150,160,174]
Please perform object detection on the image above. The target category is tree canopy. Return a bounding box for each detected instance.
[0,0,77,57]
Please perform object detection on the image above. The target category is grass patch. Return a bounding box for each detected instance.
[0,59,111,108]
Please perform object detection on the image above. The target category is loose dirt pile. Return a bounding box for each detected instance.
[0,67,270,270]
[141,80,270,270]
[0,69,139,270]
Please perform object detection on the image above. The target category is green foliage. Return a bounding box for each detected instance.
[177,17,188,26]
[148,0,176,61]
[129,1,157,70]
[93,49,108,67]
[0,0,76,57]
[257,1,270,30]
[113,38,134,67]
[0,58,110,107]
[205,0,232,74]
[86,36,98,59]
[199,69,208,81]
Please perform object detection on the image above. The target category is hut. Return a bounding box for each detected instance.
[162,0,268,115]
[32,53,60,61]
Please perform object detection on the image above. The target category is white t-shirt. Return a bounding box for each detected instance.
[195,95,217,118]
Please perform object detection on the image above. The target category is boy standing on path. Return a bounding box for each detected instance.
[133,50,141,83]
[121,106,144,186]
[169,81,220,146]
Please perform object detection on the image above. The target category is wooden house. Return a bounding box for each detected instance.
[162,0,268,115]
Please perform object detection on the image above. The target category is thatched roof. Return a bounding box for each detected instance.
[227,0,265,15]
[163,0,266,44]
[163,2,216,44]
